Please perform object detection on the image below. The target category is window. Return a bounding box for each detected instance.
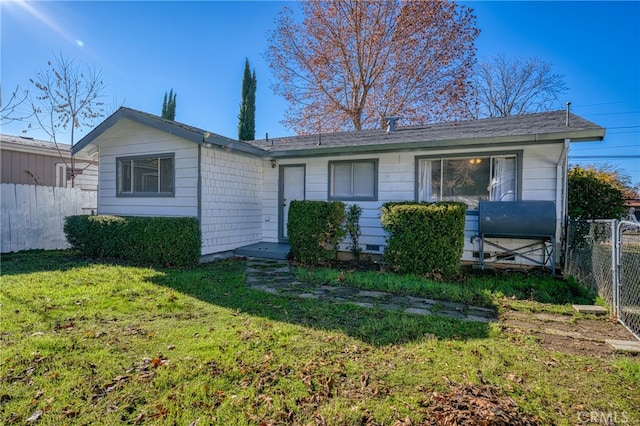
[417,154,518,208]
[329,159,378,200]
[117,154,174,196]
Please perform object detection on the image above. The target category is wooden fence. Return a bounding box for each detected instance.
[1,183,97,253]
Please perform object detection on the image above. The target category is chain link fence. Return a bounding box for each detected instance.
[566,220,640,340]
[619,221,640,340]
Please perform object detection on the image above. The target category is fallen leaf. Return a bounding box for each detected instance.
[26,410,43,423]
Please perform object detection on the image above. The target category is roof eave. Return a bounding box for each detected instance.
[73,107,267,158]
[269,128,606,159]
[202,134,267,157]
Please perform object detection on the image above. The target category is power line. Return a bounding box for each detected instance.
[570,155,640,159]
[572,100,638,108]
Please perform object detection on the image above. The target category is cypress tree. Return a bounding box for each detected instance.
[238,59,257,140]
[161,89,177,120]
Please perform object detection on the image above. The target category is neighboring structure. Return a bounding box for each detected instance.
[1,134,98,253]
[1,134,98,191]
[73,107,605,269]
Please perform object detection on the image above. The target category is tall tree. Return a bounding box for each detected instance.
[238,59,257,140]
[27,54,106,187]
[161,89,177,120]
[266,0,479,134]
[470,54,569,118]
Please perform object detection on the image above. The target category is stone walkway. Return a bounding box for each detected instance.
[245,257,497,323]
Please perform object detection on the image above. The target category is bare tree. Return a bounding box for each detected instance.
[470,54,569,118]
[266,0,479,134]
[0,84,32,124]
[27,54,106,186]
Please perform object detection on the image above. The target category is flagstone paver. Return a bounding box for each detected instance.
[245,257,497,323]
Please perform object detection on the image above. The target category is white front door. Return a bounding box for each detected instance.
[279,165,305,240]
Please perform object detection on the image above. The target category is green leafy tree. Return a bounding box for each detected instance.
[568,165,632,219]
[161,89,176,120]
[238,59,257,140]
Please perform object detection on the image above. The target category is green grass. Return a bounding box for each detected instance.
[295,265,596,311]
[1,250,639,425]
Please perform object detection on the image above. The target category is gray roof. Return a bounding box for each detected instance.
[247,111,605,158]
[1,134,71,152]
[74,108,605,159]
[72,107,265,157]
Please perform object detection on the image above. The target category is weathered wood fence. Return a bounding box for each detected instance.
[1,183,97,253]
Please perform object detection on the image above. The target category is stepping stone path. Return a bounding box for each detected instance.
[245,257,497,323]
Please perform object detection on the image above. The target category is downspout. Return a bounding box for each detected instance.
[558,138,570,274]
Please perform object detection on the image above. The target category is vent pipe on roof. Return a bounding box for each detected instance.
[565,101,571,127]
[385,116,400,133]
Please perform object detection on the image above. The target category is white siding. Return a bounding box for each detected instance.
[264,143,564,266]
[200,146,263,255]
[96,120,199,217]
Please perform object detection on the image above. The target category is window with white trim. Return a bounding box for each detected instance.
[117,154,174,196]
[417,154,518,208]
[329,159,378,201]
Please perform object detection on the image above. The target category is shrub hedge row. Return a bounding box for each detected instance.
[380,202,466,277]
[287,200,346,265]
[64,215,201,267]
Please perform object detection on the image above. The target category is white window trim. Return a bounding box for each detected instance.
[116,153,175,197]
[328,159,378,201]
[415,151,522,209]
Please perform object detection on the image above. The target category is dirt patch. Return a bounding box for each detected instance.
[499,310,637,357]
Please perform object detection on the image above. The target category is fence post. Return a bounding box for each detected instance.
[611,219,619,318]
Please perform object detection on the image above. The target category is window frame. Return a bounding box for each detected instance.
[116,153,176,197]
[414,150,522,210]
[328,159,379,201]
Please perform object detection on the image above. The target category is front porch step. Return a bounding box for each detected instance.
[236,242,290,260]
[572,305,608,316]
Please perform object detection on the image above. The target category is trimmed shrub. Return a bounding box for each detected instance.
[288,200,346,265]
[381,202,466,277]
[64,215,201,267]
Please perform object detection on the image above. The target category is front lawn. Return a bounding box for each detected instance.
[1,251,638,425]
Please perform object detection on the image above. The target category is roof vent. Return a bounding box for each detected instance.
[385,116,400,133]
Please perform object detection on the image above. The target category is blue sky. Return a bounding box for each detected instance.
[1,1,639,185]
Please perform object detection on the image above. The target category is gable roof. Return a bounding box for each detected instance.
[74,107,605,159]
[246,111,605,158]
[72,107,265,157]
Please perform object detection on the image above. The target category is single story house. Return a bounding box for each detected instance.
[1,134,98,191]
[72,107,605,270]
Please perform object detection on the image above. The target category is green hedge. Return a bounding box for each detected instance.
[64,215,201,267]
[380,202,466,277]
[287,200,346,265]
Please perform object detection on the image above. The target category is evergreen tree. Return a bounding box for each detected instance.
[161,89,177,120]
[238,59,257,140]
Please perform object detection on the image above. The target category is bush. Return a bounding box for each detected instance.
[345,204,363,261]
[288,200,346,265]
[64,215,201,267]
[381,202,466,277]
[568,166,628,219]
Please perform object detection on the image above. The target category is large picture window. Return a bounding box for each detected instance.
[329,159,378,201]
[417,154,518,208]
[117,154,174,196]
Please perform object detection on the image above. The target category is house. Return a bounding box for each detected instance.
[72,107,605,270]
[1,134,98,191]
